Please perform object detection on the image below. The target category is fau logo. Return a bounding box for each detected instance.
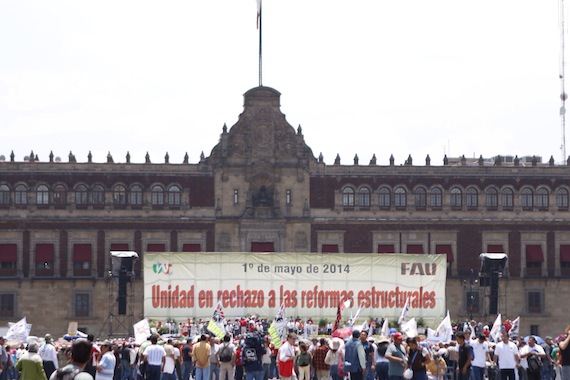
[153,262,172,275]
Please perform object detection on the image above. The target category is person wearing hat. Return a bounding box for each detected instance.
[471,334,491,380]
[373,337,390,380]
[15,342,47,380]
[95,341,116,380]
[38,334,59,378]
[385,332,407,380]
[324,338,343,380]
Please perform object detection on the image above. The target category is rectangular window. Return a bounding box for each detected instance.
[530,325,539,336]
[487,244,504,253]
[561,245,570,268]
[321,244,339,253]
[35,243,55,275]
[234,190,239,205]
[286,190,292,205]
[251,242,275,252]
[73,244,92,276]
[436,244,454,262]
[527,290,543,314]
[377,244,395,253]
[0,293,15,317]
[0,244,17,274]
[146,244,166,252]
[526,245,543,270]
[182,243,202,252]
[406,244,424,254]
[75,293,90,317]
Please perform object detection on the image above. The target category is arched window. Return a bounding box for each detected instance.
[536,188,549,209]
[450,187,462,209]
[394,187,407,209]
[379,187,391,208]
[75,185,88,206]
[414,187,427,209]
[151,185,164,206]
[466,187,478,209]
[502,188,514,208]
[430,188,442,209]
[521,188,533,209]
[342,187,355,207]
[0,185,10,205]
[557,188,569,209]
[92,185,105,205]
[113,185,127,206]
[53,184,67,206]
[357,187,371,207]
[130,185,143,206]
[36,185,49,205]
[486,188,498,208]
[15,184,28,206]
[168,185,181,206]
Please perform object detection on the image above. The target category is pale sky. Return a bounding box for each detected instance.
[0,1,565,165]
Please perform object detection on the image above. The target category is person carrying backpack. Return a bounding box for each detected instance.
[242,333,264,380]
[344,330,366,380]
[217,335,235,380]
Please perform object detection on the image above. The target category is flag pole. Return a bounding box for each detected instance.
[258,0,263,86]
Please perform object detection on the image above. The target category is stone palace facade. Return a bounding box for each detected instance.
[1,86,569,337]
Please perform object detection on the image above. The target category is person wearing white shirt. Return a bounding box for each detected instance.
[38,334,59,379]
[520,337,546,380]
[493,332,520,380]
[471,334,491,380]
[278,333,297,380]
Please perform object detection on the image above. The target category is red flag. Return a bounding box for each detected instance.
[332,302,342,333]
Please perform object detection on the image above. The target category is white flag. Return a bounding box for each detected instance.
[6,317,28,342]
[361,319,369,333]
[381,318,390,338]
[401,317,418,338]
[133,318,151,345]
[489,314,502,342]
[398,297,410,324]
[433,311,452,342]
[509,317,520,339]
[349,303,363,327]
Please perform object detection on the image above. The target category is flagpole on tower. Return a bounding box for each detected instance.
[257,0,263,86]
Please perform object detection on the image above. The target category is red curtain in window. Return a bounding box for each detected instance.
[435,244,454,262]
[73,244,92,262]
[183,244,201,252]
[561,245,570,262]
[487,244,504,253]
[147,244,166,252]
[377,244,395,253]
[110,243,129,251]
[406,244,424,254]
[36,244,54,262]
[0,244,17,262]
[526,245,544,263]
[251,242,275,252]
[322,244,339,253]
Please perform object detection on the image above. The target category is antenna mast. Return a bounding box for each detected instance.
[561,0,567,162]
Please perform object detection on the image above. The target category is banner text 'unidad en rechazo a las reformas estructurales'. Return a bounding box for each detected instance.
[144,252,447,321]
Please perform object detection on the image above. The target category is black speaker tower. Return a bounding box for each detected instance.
[478,253,508,316]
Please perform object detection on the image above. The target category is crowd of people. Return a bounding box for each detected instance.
[1,320,570,380]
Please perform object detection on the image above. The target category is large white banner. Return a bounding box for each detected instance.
[143,253,446,322]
